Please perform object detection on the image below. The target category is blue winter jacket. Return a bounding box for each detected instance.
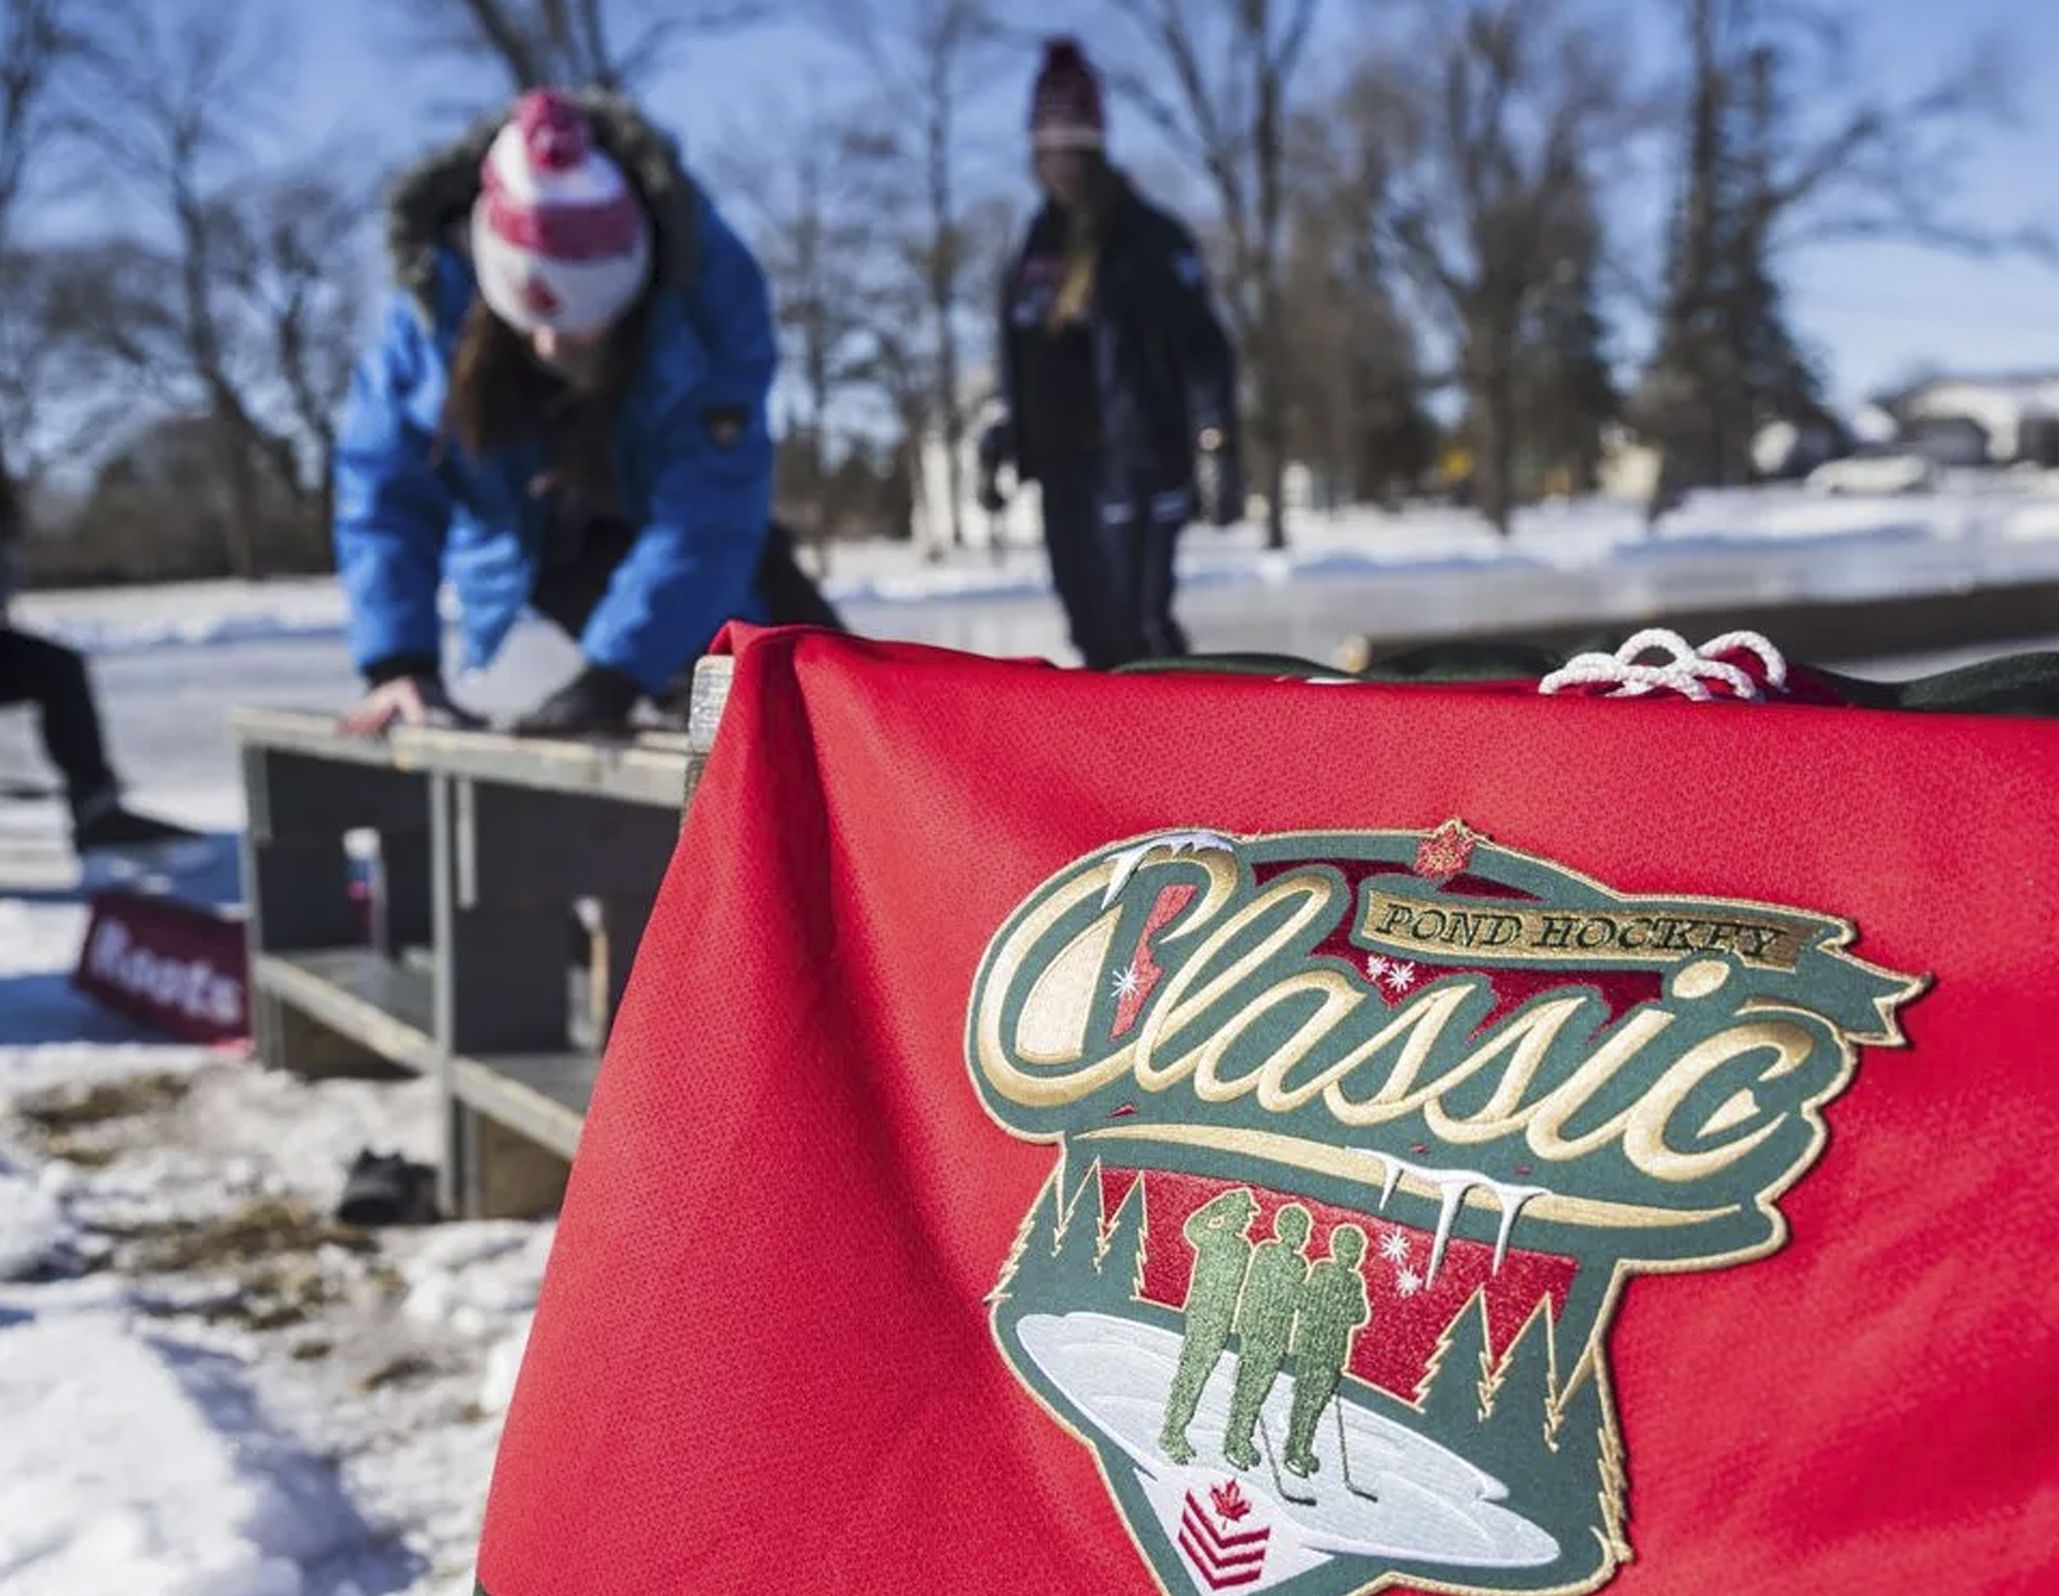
[333,191,773,692]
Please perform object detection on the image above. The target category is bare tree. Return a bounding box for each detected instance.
[0,247,128,486]
[0,0,112,249]
[385,0,760,93]
[819,0,1006,559]
[1376,1,1627,533]
[0,0,123,509]
[1102,0,1321,549]
[714,112,882,563]
[77,9,344,577]
[1281,88,1435,510]
[223,171,374,537]
[1638,0,2028,512]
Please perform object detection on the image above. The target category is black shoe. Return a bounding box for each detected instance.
[72,794,202,855]
[510,664,640,739]
[337,1149,441,1227]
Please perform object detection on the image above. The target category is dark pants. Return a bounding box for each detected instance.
[1040,464,1189,670]
[529,519,843,648]
[0,626,116,814]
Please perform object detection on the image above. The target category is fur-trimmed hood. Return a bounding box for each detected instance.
[383,91,702,320]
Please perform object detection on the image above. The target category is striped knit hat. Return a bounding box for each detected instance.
[470,90,653,337]
[1030,38,1105,152]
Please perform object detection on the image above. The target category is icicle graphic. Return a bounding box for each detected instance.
[1100,831,1237,906]
[1351,1149,1551,1285]
[1489,1185,1546,1274]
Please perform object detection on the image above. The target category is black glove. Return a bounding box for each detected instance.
[1195,429,1244,529]
[511,664,642,738]
[976,418,1013,515]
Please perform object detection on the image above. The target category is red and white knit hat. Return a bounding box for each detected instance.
[471,90,653,337]
[1030,38,1105,152]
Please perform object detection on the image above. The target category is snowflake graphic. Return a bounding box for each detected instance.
[1110,964,1142,1001]
[1382,960,1419,995]
[1395,1267,1423,1298]
[1363,953,1390,981]
[1379,1230,1411,1265]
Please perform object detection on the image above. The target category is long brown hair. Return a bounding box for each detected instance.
[1047,154,1122,330]
[441,290,655,506]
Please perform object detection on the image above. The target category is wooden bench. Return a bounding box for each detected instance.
[232,656,734,1217]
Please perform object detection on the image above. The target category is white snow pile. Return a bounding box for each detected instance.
[23,477,2059,657]
[0,1040,556,1596]
[0,1308,361,1596]
[0,1157,72,1281]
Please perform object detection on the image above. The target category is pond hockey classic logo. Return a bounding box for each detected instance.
[965,823,1926,1596]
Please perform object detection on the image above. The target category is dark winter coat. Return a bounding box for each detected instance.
[997,176,1237,512]
[333,94,773,691]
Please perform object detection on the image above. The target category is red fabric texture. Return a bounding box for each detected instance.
[477,624,2059,1595]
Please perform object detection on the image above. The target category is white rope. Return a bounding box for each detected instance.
[1538,629,1787,703]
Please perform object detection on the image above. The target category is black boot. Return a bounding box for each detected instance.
[71,788,202,855]
[337,1149,441,1227]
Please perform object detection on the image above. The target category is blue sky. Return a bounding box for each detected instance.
[177,1,2059,406]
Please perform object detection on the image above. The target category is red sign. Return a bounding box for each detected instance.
[72,890,248,1044]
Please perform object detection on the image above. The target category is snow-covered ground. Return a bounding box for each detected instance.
[4,489,2057,1596]
[19,481,2059,658]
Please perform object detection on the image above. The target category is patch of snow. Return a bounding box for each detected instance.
[0,1311,382,1596]
[0,1158,72,1280]
[21,476,2059,658]
[476,1314,533,1419]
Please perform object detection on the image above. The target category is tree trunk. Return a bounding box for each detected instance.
[1258,309,1290,548]
[926,101,966,557]
[1254,26,1291,547]
[1471,320,1518,537]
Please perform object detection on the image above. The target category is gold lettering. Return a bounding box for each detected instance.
[1526,1009,1678,1161]
[1193,969,1360,1104]
[1134,872,1340,1093]
[1423,995,1593,1144]
[1623,1020,1815,1181]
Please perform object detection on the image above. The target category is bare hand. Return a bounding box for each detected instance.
[339,677,477,736]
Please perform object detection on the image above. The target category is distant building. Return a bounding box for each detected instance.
[1876,373,2059,467]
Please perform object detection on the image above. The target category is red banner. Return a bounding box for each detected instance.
[73,890,248,1045]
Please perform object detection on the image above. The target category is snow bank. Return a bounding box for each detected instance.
[0,1312,364,1596]
[0,1159,71,1281]
[25,477,2059,657]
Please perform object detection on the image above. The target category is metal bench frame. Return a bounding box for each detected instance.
[232,657,734,1217]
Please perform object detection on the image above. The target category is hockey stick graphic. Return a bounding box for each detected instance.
[1334,1401,1379,1502]
[1258,1412,1316,1506]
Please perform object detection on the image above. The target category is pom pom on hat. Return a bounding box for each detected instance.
[1031,36,1105,151]
[471,89,652,337]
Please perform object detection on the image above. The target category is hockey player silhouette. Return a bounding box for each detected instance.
[1221,1204,1312,1470]
[1158,1188,1258,1464]
[1284,1224,1372,1477]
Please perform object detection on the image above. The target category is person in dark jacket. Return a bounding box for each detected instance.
[335,90,826,738]
[0,474,196,853]
[980,39,1241,669]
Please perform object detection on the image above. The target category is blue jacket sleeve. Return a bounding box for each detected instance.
[332,295,452,676]
[578,198,775,690]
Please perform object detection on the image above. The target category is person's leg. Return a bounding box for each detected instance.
[754,520,845,630]
[1040,464,1123,668]
[1133,488,1191,660]
[528,517,636,641]
[0,627,118,812]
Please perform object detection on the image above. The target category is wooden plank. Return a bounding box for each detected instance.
[449,1051,595,1162]
[231,707,401,769]
[687,654,734,756]
[392,724,688,807]
[250,949,437,1075]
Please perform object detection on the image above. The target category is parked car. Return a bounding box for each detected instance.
[1806,448,1939,497]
